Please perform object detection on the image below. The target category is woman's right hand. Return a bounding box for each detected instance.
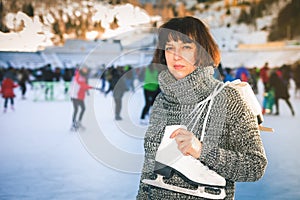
[170,128,202,159]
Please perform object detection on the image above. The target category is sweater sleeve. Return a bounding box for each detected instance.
[200,87,268,182]
[136,94,166,199]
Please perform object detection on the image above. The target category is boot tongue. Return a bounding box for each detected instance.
[158,66,219,104]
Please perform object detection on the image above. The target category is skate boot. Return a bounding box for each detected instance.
[77,121,86,130]
[115,115,122,121]
[143,125,226,199]
[139,119,148,126]
[70,122,78,132]
[229,80,274,132]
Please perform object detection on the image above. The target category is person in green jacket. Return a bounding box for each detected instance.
[140,62,161,125]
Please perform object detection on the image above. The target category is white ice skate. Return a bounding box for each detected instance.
[142,125,226,199]
[77,121,86,130]
[70,122,78,132]
[70,121,85,132]
[229,80,274,132]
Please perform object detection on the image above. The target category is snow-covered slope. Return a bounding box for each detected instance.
[0,2,153,52]
[0,0,293,52]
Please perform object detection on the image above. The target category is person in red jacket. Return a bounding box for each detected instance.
[70,67,93,130]
[1,77,18,113]
[259,62,270,92]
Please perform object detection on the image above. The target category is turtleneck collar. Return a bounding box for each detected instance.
[158,66,220,104]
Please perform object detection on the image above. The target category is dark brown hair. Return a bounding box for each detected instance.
[153,16,220,68]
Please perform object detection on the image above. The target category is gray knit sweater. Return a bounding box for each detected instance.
[136,66,267,200]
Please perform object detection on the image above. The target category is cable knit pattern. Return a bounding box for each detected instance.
[136,66,267,200]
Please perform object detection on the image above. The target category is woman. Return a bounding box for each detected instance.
[70,67,93,130]
[136,16,267,199]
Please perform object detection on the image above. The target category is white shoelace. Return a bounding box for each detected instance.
[185,82,228,142]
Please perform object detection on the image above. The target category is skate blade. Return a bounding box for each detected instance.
[70,127,78,132]
[70,126,86,132]
[142,175,226,199]
[258,125,274,132]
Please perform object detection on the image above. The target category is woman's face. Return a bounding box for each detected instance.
[164,39,197,80]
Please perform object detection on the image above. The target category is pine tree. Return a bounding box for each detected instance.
[237,8,251,25]
[269,0,300,40]
[22,3,34,17]
[0,0,9,32]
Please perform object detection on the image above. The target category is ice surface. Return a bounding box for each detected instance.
[1,78,300,199]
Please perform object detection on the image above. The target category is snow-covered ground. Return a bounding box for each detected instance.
[0,78,300,199]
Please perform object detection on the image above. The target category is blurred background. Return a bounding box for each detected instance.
[0,0,300,69]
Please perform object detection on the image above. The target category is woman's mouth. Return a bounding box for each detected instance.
[174,65,184,70]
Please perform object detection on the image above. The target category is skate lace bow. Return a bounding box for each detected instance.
[185,82,228,142]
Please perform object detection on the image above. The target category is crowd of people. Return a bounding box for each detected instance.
[0,58,299,123]
[0,65,75,101]
[221,61,299,116]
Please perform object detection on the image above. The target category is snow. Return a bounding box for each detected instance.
[1,1,300,68]
[0,2,152,51]
[0,0,294,52]
[1,11,53,52]
[1,78,300,199]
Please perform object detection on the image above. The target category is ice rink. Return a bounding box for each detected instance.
[1,79,300,200]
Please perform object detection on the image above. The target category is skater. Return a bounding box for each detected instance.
[259,62,270,92]
[262,87,275,115]
[70,67,93,130]
[42,64,54,101]
[112,66,128,121]
[99,68,107,92]
[104,66,116,96]
[269,68,295,116]
[124,65,135,92]
[1,75,18,112]
[137,16,267,200]
[62,68,73,98]
[235,65,250,82]
[223,67,235,83]
[139,61,161,125]
[249,67,259,94]
[17,67,30,99]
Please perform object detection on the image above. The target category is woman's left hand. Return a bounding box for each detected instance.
[170,128,202,159]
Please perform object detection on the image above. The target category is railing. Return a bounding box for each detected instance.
[31,81,71,102]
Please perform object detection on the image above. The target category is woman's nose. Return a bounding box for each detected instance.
[173,48,182,60]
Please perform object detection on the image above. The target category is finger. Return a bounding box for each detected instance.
[170,128,185,138]
[178,142,192,155]
[174,132,193,142]
[174,134,191,144]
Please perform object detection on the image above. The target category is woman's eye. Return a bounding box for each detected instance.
[165,46,173,51]
[183,45,192,50]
